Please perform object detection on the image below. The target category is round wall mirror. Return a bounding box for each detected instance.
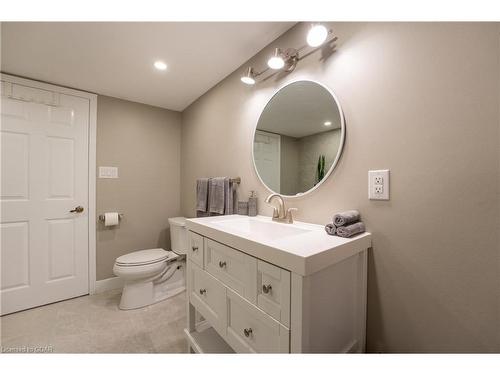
[252,80,345,197]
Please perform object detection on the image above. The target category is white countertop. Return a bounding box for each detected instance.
[185,215,372,276]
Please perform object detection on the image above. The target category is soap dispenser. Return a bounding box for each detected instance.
[248,190,258,217]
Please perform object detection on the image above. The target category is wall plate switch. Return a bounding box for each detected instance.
[369,169,389,200]
[99,166,118,179]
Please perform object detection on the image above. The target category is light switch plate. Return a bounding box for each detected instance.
[99,166,118,179]
[369,169,390,200]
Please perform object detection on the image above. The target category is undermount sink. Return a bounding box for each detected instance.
[213,216,313,241]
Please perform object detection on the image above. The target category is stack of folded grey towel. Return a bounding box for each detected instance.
[325,210,365,238]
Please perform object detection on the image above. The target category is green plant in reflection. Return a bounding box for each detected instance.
[316,154,326,184]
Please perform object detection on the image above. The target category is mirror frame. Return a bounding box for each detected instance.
[252,79,346,198]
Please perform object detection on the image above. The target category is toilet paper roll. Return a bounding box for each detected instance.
[104,212,119,226]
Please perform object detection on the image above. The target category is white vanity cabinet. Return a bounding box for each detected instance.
[183,215,371,354]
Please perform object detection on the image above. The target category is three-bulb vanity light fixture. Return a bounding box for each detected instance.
[240,24,336,85]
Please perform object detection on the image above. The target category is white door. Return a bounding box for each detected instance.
[253,130,281,192]
[1,79,90,315]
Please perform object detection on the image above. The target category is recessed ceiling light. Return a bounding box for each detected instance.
[154,61,167,71]
[324,121,332,126]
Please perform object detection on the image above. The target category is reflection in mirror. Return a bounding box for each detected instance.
[253,81,345,196]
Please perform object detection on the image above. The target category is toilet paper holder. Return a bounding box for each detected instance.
[98,213,124,222]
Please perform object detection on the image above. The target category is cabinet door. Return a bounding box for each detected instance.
[188,261,227,337]
[257,260,290,327]
[226,289,290,353]
[204,239,257,303]
[188,231,204,268]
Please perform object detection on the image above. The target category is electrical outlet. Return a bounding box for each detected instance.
[369,170,390,200]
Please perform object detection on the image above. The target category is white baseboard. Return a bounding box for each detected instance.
[94,276,124,294]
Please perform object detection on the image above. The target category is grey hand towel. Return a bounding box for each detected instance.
[224,178,235,215]
[196,210,210,218]
[209,177,226,214]
[196,178,209,212]
[325,223,336,235]
[333,210,360,227]
[336,222,365,238]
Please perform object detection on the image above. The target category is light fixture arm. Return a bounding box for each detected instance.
[240,26,337,85]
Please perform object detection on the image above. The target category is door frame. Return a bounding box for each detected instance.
[1,73,98,295]
[253,129,281,193]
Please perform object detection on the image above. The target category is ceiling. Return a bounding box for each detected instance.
[0,22,294,111]
[257,81,342,138]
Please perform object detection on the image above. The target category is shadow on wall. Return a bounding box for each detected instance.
[157,227,171,251]
[366,239,494,353]
[366,248,386,353]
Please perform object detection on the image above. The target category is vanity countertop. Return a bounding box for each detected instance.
[186,215,371,276]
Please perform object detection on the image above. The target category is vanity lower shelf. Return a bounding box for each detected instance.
[184,327,235,354]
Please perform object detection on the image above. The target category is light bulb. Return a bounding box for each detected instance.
[267,48,285,70]
[307,24,328,47]
[268,57,285,69]
[241,67,256,85]
[241,76,255,85]
[154,61,167,71]
[324,121,332,126]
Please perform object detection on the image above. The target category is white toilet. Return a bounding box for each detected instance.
[113,217,188,310]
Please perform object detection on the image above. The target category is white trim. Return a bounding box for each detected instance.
[251,79,346,199]
[254,130,281,193]
[0,73,98,296]
[0,73,97,101]
[94,276,124,294]
[88,93,97,294]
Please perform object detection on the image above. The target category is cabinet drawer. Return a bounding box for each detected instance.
[257,260,291,327]
[225,289,289,353]
[204,239,257,303]
[188,261,227,336]
[188,231,204,268]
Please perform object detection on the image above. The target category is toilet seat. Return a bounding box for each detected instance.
[115,248,170,267]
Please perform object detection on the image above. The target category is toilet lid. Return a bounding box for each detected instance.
[115,248,170,266]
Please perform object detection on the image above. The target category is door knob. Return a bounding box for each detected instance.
[219,261,227,268]
[243,328,253,337]
[69,206,84,213]
[262,284,272,294]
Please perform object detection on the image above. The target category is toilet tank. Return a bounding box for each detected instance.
[168,217,188,255]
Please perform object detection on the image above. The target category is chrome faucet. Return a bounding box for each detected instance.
[265,193,298,224]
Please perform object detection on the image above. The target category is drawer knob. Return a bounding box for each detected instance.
[243,328,253,337]
[262,284,272,294]
[192,246,199,252]
[199,288,206,295]
[218,261,227,268]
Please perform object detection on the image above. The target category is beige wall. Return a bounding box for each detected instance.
[96,96,181,280]
[181,23,500,352]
